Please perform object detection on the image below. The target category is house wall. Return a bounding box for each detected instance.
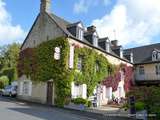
[17,75,55,105]
[68,38,133,66]
[68,38,132,105]
[135,63,160,81]
[21,13,65,50]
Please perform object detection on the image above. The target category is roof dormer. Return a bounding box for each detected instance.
[67,22,84,41]
[152,49,160,61]
[84,25,99,47]
[98,37,110,53]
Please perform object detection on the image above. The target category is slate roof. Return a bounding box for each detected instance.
[47,13,131,63]
[21,12,131,63]
[124,43,160,64]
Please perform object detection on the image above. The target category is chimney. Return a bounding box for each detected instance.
[40,0,51,13]
[111,40,118,47]
[87,26,96,33]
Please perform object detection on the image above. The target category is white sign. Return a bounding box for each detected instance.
[54,47,61,60]
[69,45,74,68]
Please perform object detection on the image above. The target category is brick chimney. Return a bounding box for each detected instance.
[40,0,51,13]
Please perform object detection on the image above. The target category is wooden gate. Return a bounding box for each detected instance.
[47,81,53,105]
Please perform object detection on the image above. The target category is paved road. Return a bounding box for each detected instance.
[0,97,97,120]
[0,96,134,120]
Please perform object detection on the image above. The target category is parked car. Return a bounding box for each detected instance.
[2,85,17,97]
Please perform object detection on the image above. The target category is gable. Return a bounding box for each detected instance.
[21,13,66,50]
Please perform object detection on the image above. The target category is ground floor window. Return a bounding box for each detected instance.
[155,64,160,75]
[23,81,30,95]
[19,80,32,96]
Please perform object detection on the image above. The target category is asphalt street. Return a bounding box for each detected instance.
[0,96,135,120]
[0,96,97,120]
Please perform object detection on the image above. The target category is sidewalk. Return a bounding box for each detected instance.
[86,106,131,118]
[15,97,135,120]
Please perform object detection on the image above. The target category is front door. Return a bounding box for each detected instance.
[47,81,53,105]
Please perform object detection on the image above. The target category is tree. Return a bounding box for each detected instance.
[0,43,20,83]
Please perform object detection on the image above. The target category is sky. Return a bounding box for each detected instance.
[0,0,160,48]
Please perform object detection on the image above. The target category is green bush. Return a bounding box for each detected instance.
[0,76,9,89]
[135,102,145,111]
[2,68,16,84]
[87,100,92,107]
[72,98,88,105]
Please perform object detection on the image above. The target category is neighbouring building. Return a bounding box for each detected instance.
[124,43,160,86]
[17,0,133,107]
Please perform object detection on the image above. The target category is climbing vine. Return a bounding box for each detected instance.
[18,37,120,107]
[73,47,114,96]
[103,63,133,92]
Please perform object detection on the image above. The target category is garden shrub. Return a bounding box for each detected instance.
[135,102,145,111]
[72,98,88,105]
[0,76,9,89]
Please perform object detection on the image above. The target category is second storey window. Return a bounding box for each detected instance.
[77,56,82,71]
[77,28,84,41]
[152,51,157,61]
[155,64,160,75]
[139,66,145,75]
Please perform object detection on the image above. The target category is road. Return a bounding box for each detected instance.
[0,96,134,120]
[0,96,97,120]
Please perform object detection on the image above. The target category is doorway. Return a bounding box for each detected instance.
[47,81,53,105]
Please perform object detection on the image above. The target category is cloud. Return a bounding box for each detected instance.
[0,0,26,46]
[92,0,160,47]
[73,0,111,14]
[73,0,89,14]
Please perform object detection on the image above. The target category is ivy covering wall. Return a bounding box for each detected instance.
[18,37,132,107]
[73,47,114,96]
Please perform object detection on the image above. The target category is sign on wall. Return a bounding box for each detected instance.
[54,47,61,60]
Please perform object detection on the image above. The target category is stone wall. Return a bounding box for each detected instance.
[21,13,65,50]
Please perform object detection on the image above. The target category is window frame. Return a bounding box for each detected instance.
[155,64,160,75]
[77,56,83,71]
[139,66,145,75]
[77,27,84,41]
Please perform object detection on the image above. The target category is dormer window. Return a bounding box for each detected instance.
[77,28,84,40]
[152,51,157,61]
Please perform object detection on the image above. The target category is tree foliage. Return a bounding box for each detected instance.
[0,43,20,84]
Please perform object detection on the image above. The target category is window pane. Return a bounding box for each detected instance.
[77,57,82,71]
[139,66,145,75]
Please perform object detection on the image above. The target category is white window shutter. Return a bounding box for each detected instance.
[28,81,32,96]
[19,81,23,95]
[69,45,74,68]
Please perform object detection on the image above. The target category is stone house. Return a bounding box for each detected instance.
[124,43,160,86]
[17,0,133,106]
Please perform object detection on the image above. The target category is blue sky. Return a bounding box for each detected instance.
[1,0,160,48]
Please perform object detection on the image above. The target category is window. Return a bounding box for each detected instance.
[158,52,160,59]
[95,62,99,72]
[139,66,145,75]
[77,56,82,71]
[152,51,157,61]
[77,28,84,40]
[155,64,160,75]
[23,81,29,95]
